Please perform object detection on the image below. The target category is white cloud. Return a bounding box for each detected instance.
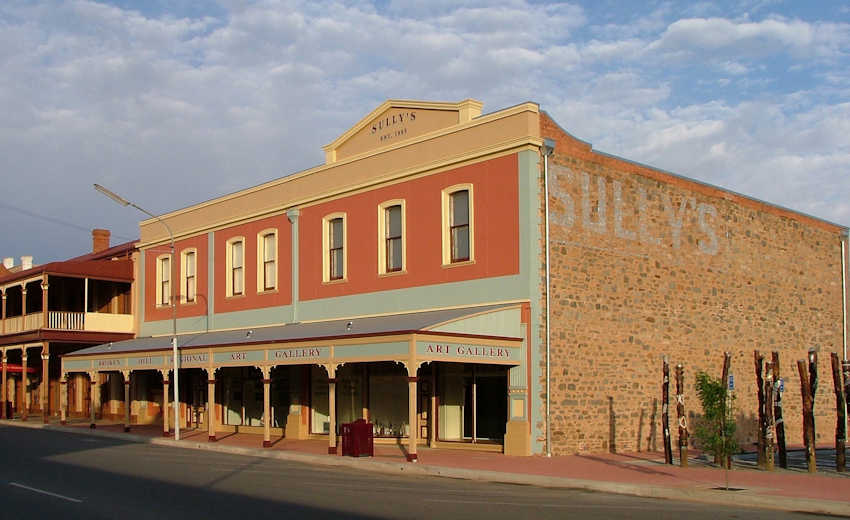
[648,17,849,60]
[0,0,848,263]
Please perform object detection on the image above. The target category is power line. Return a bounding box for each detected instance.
[0,202,135,242]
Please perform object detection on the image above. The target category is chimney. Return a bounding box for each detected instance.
[21,256,32,270]
[92,229,111,253]
[2,257,12,269]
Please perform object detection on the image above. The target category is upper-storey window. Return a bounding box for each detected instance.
[378,200,405,274]
[442,185,474,265]
[156,254,171,306]
[322,213,346,282]
[181,249,197,304]
[258,229,277,292]
[226,237,245,297]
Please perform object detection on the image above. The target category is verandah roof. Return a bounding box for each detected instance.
[64,303,522,358]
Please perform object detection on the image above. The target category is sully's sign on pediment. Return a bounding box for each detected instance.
[323,99,483,163]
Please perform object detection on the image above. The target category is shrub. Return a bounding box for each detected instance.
[693,371,737,465]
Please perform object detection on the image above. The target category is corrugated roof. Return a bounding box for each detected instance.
[67,303,520,357]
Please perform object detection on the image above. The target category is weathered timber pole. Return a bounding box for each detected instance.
[808,349,819,459]
[772,351,788,468]
[662,356,673,465]
[831,353,846,472]
[719,352,731,468]
[764,361,775,471]
[797,360,817,473]
[754,351,766,469]
[675,364,688,467]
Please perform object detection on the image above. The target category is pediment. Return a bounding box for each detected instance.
[323,99,483,164]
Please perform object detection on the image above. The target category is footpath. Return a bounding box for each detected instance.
[3,419,848,517]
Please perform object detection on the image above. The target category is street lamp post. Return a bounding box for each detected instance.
[94,183,180,441]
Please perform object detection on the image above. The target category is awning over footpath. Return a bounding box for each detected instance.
[61,303,525,374]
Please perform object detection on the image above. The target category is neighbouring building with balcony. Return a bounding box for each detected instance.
[0,230,136,422]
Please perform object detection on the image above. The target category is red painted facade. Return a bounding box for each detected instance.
[144,154,519,320]
[298,154,520,301]
[213,214,291,314]
[145,234,209,322]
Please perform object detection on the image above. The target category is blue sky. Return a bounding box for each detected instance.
[1,0,848,263]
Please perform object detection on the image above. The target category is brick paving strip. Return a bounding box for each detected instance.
[3,419,848,517]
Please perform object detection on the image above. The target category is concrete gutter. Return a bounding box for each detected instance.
[3,420,848,518]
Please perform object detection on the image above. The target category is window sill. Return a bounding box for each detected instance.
[225,294,247,300]
[179,300,200,307]
[257,288,279,295]
[441,259,476,269]
[378,269,407,278]
[322,278,348,285]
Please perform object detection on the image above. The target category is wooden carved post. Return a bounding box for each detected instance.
[797,360,817,473]
[772,352,788,468]
[754,351,766,469]
[719,352,731,468]
[808,350,818,439]
[675,364,688,467]
[831,353,846,472]
[764,361,775,471]
[662,357,672,465]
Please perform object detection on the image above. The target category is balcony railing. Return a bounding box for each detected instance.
[48,311,84,330]
[1,311,132,335]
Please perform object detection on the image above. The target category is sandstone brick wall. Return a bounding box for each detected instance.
[539,112,848,455]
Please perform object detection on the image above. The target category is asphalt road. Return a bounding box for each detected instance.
[0,426,823,519]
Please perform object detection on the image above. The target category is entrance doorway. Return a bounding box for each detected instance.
[438,363,507,442]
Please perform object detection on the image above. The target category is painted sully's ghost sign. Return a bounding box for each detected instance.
[550,164,722,255]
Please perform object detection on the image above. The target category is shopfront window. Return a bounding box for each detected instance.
[222,367,263,427]
[369,362,408,438]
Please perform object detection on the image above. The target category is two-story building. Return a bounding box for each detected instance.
[61,99,849,457]
[1,230,136,423]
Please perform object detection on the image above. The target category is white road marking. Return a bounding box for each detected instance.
[9,482,84,503]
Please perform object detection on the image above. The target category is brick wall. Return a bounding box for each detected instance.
[539,112,847,455]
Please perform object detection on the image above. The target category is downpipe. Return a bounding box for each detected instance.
[543,138,555,458]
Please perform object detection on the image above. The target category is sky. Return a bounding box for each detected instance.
[1,0,848,264]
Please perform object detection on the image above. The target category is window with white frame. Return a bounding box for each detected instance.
[257,229,277,292]
[226,237,245,297]
[441,185,474,265]
[181,249,197,304]
[378,200,405,274]
[156,254,171,307]
[322,213,346,282]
